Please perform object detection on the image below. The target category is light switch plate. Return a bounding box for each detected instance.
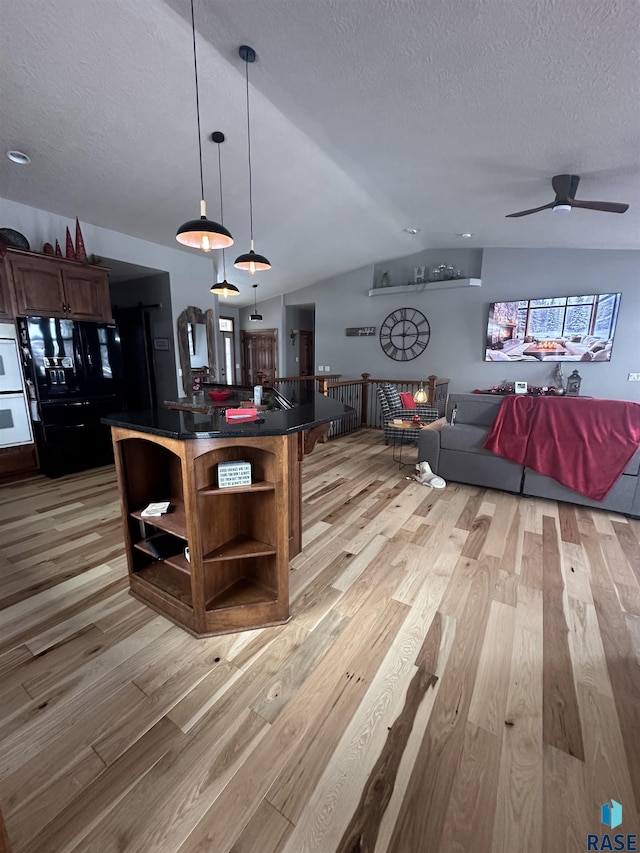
[628,372,640,381]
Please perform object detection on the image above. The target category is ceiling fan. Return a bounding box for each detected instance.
[506,174,629,217]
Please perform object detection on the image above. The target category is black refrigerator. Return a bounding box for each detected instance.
[17,316,124,478]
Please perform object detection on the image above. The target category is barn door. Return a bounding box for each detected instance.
[241,329,278,385]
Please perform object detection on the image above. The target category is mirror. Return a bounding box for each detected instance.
[177,306,216,394]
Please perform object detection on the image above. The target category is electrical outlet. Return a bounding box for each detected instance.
[317,365,324,372]
[324,365,331,372]
[628,373,640,381]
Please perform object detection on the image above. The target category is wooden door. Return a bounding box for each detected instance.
[0,261,14,321]
[62,267,112,322]
[9,254,66,317]
[299,330,314,376]
[241,329,278,385]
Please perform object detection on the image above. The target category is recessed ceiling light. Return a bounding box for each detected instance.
[403,227,420,235]
[458,232,474,238]
[6,150,31,165]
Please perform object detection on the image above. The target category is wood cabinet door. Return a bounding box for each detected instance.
[0,261,14,321]
[241,329,278,385]
[62,267,112,322]
[9,255,66,317]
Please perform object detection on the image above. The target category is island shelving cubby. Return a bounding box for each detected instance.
[112,429,291,636]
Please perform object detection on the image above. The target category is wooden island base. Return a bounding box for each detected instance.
[111,426,303,637]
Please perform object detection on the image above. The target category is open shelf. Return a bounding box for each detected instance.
[131,501,187,539]
[368,278,481,296]
[203,534,277,562]
[133,562,193,607]
[133,540,191,576]
[112,430,291,636]
[206,577,277,611]
[198,480,275,496]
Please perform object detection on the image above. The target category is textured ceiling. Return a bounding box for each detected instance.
[1,0,639,306]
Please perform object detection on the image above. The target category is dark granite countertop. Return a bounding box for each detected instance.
[102,393,354,439]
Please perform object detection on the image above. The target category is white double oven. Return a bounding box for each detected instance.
[0,324,33,449]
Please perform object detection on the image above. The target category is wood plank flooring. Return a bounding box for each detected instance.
[1,429,639,852]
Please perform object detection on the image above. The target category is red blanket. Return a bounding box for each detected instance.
[483,396,640,501]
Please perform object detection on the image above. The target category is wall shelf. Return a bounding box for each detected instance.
[368,278,481,296]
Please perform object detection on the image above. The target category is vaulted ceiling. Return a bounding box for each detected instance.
[1,0,639,305]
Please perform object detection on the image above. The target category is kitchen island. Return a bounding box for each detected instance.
[103,393,352,637]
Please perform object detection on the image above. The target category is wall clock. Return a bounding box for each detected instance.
[379,307,430,361]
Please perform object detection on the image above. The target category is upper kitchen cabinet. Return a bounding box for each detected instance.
[0,260,15,321]
[7,251,112,322]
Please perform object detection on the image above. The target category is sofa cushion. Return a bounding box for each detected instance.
[624,447,640,476]
[447,393,505,427]
[440,423,494,454]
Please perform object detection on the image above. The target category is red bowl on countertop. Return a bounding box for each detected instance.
[207,390,233,402]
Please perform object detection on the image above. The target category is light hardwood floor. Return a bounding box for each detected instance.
[0,429,639,853]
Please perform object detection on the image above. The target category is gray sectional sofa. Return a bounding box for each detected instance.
[417,393,640,516]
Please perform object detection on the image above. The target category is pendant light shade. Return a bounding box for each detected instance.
[234,45,271,273]
[176,0,233,252]
[249,283,263,321]
[210,278,240,298]
[210,132,239,298]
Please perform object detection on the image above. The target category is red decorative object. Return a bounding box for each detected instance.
[55,240,63,257]
[65,227,76,260]
[75,218,87,262]
[399,392,416,408]
[412,414,421,424]
[207,390,233,402]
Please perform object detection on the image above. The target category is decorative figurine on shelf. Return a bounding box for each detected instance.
[566,369,582,396]
[75,218,87,263]
[380,270,390,288]
[414,266,425,284]
[65,226,76,260]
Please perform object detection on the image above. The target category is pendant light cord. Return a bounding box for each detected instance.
[217,142,227,277]
[190,0,205,203]
[245,59,254,242]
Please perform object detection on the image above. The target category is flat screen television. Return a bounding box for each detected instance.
[485,292,621,363]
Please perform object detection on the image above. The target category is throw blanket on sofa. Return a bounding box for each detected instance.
[483,396,640,501]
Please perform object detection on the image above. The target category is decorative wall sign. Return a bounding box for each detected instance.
[346,327,376,337]
[153,337,170,351]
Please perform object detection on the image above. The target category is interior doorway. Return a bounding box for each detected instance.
[112,304,157,409]
[241,329,278,385]
[299,330,314,376]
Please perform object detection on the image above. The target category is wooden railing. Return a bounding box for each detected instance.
[268,373,449,439]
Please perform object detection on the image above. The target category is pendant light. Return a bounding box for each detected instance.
[210,132,240,298]
[176,0,233,252]
[249,284,263,321]
[234,45,271,274]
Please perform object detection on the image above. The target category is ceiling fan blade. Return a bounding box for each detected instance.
[569,199,629,214]
[552,174,576,199]
[506,202,555,218]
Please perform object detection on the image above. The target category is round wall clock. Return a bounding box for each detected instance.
[379,307,430,361]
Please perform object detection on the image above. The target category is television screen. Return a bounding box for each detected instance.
[485,293,621,362]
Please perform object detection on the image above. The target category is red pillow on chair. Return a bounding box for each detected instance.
[400,392,416,408]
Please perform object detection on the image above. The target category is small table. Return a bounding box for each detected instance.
[387,420,423,467]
